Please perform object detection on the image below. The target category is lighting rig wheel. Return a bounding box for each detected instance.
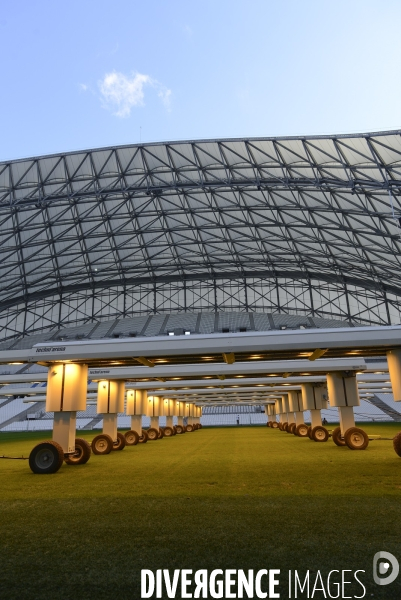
[175,425,184,434]
[282,422,288,432]
[271,422,279,429]
[311,426,329,443]
[29,441,64,474]
[288,423,296,434]
[296,424,309,437]
[112,432,126,451]
[331,426,346,447]
[172,426,177,435]
[344,427,369,450]
[147,428,159,441]
[266,422,271,427]
[158,428,165,439]
[198,424,203,429]
[307,426,313,439]
[138,431,148,443]
[392,431,401,457]
[91,434,113,455]
[125,430,139,446]
[163,426,174,437]
[64,438,92,465]
[186,424,194,432]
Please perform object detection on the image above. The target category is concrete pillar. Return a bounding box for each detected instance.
[387,349,401,401]
[47,363,88,454]
[97,380,125,442]
[327,372,360,434]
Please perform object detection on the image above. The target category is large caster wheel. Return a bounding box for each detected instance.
[393,432,401,457]
[295,424,309,437]
[311,426,329,442]
[158,428,165,439]
[282,422,288,432]
[271,422,279,429]
[198,424,203,429]
[125,430,139,446]
[332,426,346,447]
[307,426,313,439]
[92,434,113,455]
[288,423,296,434]
[65,438,91,465]
[164,426,174,437]
[186,424,194,432]
[112,432,126,451]
[29,440,64,474]
[138,431,148,443]
[147,427,159,441]
[344,427,369,450]
[176,425,184,434]
[173,426,178,434]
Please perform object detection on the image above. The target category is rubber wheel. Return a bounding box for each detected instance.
[64,438,91,465]
[138,431,148,443]
[344,427,369,450]
[312,426,329,442]
[29,440,64,474]
[91,434,113,455]
[125,430,139,446]
[288,423,296,434]
[307,426,313,439]
[158,428,164,439]
[393,431,401,457]
[186,424,194,432]
[173,426,178,434]
[176,425,184,434]
[112,432,126,451]
[198,424,202,429]
[147,427,159,441]
[332,426,346,447]
[164,426,174,437]
[282,422,288,432]
[296,424,309,437]
[271,422,279,429]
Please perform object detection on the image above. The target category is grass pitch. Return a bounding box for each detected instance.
[1,424,401,599]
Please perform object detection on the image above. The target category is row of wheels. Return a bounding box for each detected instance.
[267,420,369,450]
[29,423,203,474]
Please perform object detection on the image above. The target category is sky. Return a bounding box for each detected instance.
[1,0,401,161]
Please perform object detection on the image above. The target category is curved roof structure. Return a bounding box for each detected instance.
[1,129,401,341]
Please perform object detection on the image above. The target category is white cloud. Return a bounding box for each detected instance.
[98,71,172,117]
[79,83,88,92]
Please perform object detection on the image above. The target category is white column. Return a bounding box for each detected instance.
[46,363,88,454]
[327,372,360,434]
[387,350,401,401]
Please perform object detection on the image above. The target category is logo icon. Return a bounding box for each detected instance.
[373,552,399,586]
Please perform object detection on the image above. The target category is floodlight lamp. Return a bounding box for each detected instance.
[184,331,191,335]
[168,332,174,336]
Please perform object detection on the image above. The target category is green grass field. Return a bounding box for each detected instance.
[1,424,401,599]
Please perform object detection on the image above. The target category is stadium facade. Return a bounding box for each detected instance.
[0,130,401,348]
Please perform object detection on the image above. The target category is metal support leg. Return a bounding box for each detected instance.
[339,406,355,435]
[53,411,77,454]
[103,414,118,442]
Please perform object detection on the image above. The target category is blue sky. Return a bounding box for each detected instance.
[1,0,401,161]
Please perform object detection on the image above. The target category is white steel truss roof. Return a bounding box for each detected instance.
[1,130,401,341]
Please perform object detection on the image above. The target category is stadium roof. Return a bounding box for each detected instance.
[1,129,401,341]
